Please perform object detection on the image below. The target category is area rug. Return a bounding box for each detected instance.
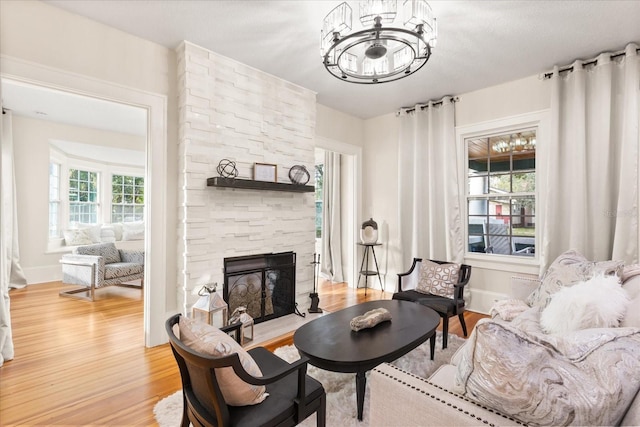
[154,331,465,427]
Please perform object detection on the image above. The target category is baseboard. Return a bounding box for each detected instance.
[23,265,61,285]
[466,288,510,315]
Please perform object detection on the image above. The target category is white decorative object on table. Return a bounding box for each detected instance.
[360,218,378,244]
[350,307,391,332]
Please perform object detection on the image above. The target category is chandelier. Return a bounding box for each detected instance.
[492,134,537,153]
[321,0,437,84]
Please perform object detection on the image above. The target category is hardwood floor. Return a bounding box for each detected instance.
[1,280,487,426]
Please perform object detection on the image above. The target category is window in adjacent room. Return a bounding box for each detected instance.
[466,129,536,257]
[48,162,61,237]
[111,174,144,223]
[68,168,99,224]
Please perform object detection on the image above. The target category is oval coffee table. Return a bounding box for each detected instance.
[293,299,440,421]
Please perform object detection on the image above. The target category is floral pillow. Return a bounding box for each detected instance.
[416,261,460,299]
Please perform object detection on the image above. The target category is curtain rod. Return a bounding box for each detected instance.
[542,46,639,79]
[398,96,459,115]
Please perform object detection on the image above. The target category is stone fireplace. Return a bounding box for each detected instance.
[223,252,296,324]
[176,41,317,314]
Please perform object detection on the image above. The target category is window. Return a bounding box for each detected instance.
[48,162,61,237]
[68,169,99,224]
[111,174,144,223]
[467,129,536,257]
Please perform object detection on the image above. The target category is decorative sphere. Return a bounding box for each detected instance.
[217,159,238,178]
[289,165,310,185]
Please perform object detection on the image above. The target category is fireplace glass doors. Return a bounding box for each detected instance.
[223,252,296,324]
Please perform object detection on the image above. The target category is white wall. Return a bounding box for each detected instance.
[11,116,145,283]
[362,75,552,312]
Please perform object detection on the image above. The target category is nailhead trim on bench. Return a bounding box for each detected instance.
[374,364,526,426]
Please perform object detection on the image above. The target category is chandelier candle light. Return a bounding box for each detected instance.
[321,0,437,83]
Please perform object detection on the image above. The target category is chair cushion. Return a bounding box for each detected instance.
[104,262,144,279]
[416,261,460,299]
[226,347,325,426]
[179,316,268,406]
[393,290,459,315]
[526,250,623,308]
[75,242,121,264]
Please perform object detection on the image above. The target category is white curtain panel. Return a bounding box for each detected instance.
[397,97,464,268]
[541,43,640,271]
[321,151,344,282]
[1,110,27,366]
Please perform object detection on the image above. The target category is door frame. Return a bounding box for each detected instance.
[1,55,169,347]
[315,136,362,288]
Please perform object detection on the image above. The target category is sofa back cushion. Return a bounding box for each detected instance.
[453,315,640,426]
[75,243,121,264]
[526,249,623,308]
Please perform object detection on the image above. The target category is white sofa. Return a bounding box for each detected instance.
[370,255,640,426]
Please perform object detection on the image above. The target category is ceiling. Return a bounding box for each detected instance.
[3,1,640,132]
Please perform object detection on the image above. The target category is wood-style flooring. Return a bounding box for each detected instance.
[1,280,487,426]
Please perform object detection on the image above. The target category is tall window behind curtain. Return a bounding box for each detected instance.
[540,43,640,270]
[320,152,344,282]
[397,97,464,267]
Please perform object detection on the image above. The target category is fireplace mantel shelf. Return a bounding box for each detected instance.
[207,177,314,193]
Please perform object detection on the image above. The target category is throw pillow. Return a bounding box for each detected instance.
[122,221,144,241]
[526,249,623,308]
[417,261,460,299]
[453,318,640,426]
[63,228,93,246]
[540,274,629,334]
[77,223,102,243]
[415,260,439,293]
[178,316,268,406]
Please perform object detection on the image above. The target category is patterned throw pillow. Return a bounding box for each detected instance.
[416,261,460,299]
[178,316,268,406]
[527,250,624,308]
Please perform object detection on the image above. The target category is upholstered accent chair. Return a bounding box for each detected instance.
[393,258,472,349]
[166,314,326,427]
[60,242,144,301]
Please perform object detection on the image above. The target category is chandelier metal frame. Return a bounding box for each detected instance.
[321,1,437,84]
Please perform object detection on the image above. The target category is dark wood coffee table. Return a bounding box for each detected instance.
[293,299,440,421]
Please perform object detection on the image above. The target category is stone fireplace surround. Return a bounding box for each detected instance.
[176,41,317,316]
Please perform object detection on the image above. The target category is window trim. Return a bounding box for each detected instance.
[456,110,548,273]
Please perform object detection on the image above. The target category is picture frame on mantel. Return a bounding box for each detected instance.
[254,163,277,182]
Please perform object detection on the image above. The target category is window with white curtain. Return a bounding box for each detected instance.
[466,128,537,257]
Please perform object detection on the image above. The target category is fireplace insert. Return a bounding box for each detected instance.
[223,252,296,324]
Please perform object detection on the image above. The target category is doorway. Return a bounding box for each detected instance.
[314,138,362,289]
[0,57,169,346]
